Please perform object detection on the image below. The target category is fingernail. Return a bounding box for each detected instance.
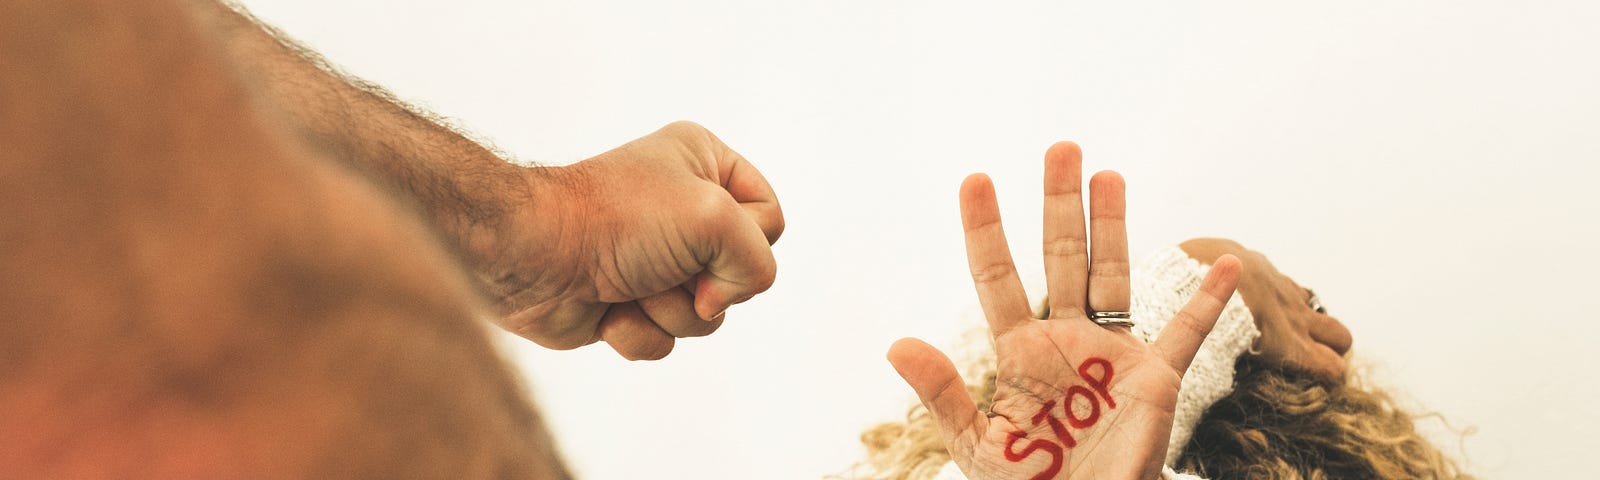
[706,307,727,322]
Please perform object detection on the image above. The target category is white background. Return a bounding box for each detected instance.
[240,1,1599,478]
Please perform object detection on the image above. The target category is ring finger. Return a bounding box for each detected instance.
[1087,171,1131,328]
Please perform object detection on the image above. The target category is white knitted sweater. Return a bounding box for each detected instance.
[931,246,1259,480]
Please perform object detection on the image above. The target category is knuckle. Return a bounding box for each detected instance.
[626,337,675,361]
[1169,311,1210,339]
[1043,236,1090,260]
[1089,261,1131,278]
[767,212,787,241]
[607,322,675,360]
[663,119,707,134]
[660,120,715,146]
[962,215,1003,235]
[969,262,1016,284]
[677,318,724,338]
[753,254,779,288]
[925,375,966,408]
[749,267,777,294]
[687,191,740,227]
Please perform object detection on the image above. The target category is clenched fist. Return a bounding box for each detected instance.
[477,121,783,360]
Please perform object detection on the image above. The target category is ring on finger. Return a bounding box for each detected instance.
[1089,310,1134,328]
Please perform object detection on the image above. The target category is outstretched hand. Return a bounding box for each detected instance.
[888,143,1241,479]
[483,121,784,360]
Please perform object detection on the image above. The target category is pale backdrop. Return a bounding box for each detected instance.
[239,1,1600,478]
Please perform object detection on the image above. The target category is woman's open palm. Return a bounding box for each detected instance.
[888,143,1241,480]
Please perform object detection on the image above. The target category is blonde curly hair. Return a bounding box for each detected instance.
[1173,358,1471,479]
[854,340,1472,480]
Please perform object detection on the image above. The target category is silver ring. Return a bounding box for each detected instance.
[1306,289,1326,314]
[1089,311,1134,328]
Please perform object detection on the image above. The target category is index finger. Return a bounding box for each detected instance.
[657,121,784,244]
[708,132,784,244]
[960,174,1031,335]
[720,150,783,243]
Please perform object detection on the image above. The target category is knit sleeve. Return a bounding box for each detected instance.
[1129,245,1259,467]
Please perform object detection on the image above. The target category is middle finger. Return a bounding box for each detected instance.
[1043,142,1090,319]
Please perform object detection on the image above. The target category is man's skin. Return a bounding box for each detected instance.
[182,0,785,359]
[1,0,781,476]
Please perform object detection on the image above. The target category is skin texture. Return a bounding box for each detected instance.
[493,122,783,358]
[0,0,566,477]
[1179,238,1353,383]
[887,142,1243,480]
[3,0,783,476]
[185,1,784,360]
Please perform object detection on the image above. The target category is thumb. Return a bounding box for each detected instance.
[1153,254,1242,374]
[887,338,984,458]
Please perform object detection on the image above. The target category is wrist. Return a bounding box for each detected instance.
[465,163,592,303]
[519,164,591,256]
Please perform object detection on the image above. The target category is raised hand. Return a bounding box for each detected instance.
[887,142,1242,479]
[1179,238,1353,383]
[484,121,784,360]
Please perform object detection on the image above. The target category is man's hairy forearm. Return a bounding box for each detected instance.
[184,0,536,265]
